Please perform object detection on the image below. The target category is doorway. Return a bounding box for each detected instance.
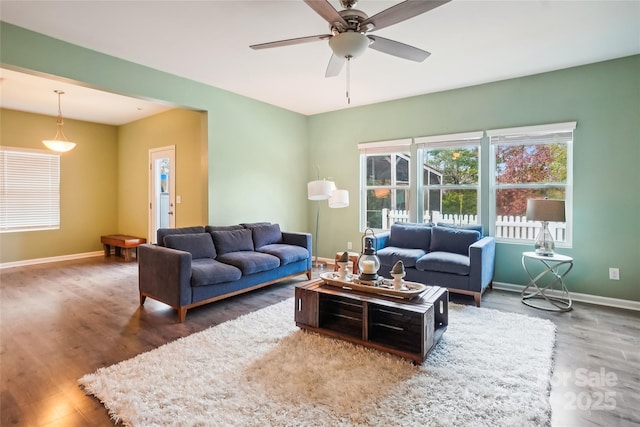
[148,146,176,243]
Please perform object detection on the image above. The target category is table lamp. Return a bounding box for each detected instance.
[526,198,565,256]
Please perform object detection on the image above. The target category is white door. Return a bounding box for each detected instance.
[148,146,176,243]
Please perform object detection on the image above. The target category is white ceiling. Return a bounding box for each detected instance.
[1,0,639,124]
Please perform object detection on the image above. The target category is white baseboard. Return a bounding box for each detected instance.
[0,251,104,269]
[492,281,640,312]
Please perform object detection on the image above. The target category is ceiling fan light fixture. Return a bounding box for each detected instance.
[329,31,370,59]
[42,90,76,153]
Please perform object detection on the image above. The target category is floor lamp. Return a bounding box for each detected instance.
[307,178,334,268]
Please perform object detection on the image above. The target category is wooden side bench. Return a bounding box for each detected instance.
[101,235,146,262]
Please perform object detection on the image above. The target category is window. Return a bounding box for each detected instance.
[358,139,411,229]
[0,147,60,232]
[416,132,482,225]
[488,122,575,244]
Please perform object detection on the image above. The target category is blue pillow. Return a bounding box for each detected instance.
[430,226,481,256]
[388,223,432,251]
[163,233,216,259]
[205,225,244,232]
[210,229,254,255]
[252,224,282,248]
[437,222,484,235]
[157,226,206,247]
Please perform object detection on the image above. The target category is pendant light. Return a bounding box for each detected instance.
[42,90,76,153]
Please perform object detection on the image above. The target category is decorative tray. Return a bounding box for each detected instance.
[319,272,427,300]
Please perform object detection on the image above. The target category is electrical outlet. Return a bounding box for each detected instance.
[609,268,620,281]
[347,241,352,250]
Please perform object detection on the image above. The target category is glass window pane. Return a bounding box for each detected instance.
[396,155,409,185]
[366,155,391,186]
[495,188,566,217]
[495,143,567,184]
[424,147,478,185]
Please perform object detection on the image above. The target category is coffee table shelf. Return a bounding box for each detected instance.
[295,279,448,364]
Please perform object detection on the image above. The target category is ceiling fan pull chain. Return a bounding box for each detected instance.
[346,56,351,104]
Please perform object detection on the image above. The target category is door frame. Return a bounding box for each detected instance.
[148,145,176,243]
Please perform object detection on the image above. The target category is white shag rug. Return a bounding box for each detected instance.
[80,299,556,427]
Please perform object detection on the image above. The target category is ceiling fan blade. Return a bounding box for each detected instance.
[362,0,451,32]
[325,54,346,77]
[303,0,348,30]
[367,35,431,62]
[250,34,331,50]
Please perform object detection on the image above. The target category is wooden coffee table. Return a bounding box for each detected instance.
[295,278,448,364]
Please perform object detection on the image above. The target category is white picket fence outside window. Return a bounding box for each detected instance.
[380,209,566,242]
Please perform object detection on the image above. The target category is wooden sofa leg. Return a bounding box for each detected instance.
[177,307,187,323]
[140,293,147,305]
[306,269,312,280]
[473,293,481,307]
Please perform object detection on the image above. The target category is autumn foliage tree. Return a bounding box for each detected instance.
[495,143,567,216]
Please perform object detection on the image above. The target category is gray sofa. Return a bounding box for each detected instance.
[374,222,496,306]
[138,223,312,322]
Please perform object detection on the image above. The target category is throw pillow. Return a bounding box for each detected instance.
[210,229,254,255]
[252,224,282,248]
[157,226,206,247]
[388,223,432,251]
[163,233,216,259]
[430,226,481,256]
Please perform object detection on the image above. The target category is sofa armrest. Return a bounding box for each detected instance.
[138,244,193,307]
[282,231,312,250]
[373,231,390,250]
[282,231,312,269]
[469,236,496,292]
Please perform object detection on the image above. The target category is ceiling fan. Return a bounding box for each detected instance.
[250,0,451,101]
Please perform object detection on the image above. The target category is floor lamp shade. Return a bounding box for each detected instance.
[329,189,349,208]
[307,180,334,200]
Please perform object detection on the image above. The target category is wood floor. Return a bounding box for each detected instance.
[1,257,638,426]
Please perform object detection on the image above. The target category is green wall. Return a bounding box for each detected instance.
[0,108,118,262]
[0,22,309,236]
[307,55,640,302]
[1,22,638,302]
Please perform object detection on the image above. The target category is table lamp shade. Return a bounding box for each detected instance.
[307,180,334,200]
[526,199,565,222]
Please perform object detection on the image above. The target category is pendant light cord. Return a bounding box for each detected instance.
[346,56,351,105]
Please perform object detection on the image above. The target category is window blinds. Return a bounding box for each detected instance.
[0,147,60,232]
[488,122,576,145]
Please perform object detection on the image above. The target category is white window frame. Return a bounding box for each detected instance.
[488,122,575,246]
[416,131,483,225]
[0,146,61,233]
[358,139,412,230]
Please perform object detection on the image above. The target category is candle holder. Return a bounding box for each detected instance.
[358,228,380,282]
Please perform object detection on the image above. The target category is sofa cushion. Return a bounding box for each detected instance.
[163,233,216,259]
[257,244,308,265]
[190,259,242,286]
[241,222,271,229]
[205,225,244,233]
[377,246,427,268]
[216,251,280,275]
[437,222,484,235]
[388,223,432,251]
[430,226,481,256]
[252,224,282,248]
[157,226,206,247]
[416,251,471,276]
[210,229,254,255]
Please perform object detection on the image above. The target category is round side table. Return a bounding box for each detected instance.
[521,251,573,312]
